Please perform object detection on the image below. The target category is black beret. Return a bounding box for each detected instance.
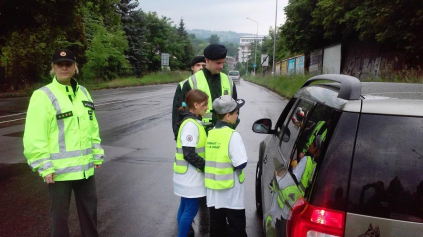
[191,56,206,66]
[203,44,227,60]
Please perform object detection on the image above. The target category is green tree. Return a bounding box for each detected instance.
[177,18,195,70]
[208,34,220,44]
[82,3,129,80]
[118,0,148,77]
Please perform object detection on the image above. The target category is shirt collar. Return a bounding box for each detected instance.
[52,77,79,95]
[215,120,232,129]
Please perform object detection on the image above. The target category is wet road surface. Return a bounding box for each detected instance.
[0,79,287,237]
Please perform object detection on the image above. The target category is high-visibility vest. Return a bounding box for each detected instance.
[174,118,207,174]
[23,77,105,181]
[204,127,244,190]
[179,78,188,89]
[188,70,233,126]
[303,121,327,153]
[296,156,317,195]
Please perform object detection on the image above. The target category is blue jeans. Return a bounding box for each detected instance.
[177,197,200,237]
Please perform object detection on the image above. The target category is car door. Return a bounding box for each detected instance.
[263,98,315,236]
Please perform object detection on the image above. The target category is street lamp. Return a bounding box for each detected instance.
[246,17,258,76]
[272,0,278,75]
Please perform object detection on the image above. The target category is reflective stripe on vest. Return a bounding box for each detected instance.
[204,127,244,190]
[174,118,207,174]
[189,71,233,126]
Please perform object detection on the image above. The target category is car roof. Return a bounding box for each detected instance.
[297,80,423,117]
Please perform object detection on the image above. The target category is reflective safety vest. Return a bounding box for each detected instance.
[179,78,188,89]
[303,121,327,153]
[204,127,244,190]
[174,118,207,174]
[188,70,233,126]
[296,156,317,195]
[23,77,105,181]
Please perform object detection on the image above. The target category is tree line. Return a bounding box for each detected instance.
[255,0,423,71]
[0,0,198,89]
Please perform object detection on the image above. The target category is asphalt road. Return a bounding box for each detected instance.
[0,79,287,237]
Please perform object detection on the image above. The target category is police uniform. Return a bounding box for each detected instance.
[23,49,104,237]
[205,96,247,237]
[172,56,207,139]
[179,44,238,131]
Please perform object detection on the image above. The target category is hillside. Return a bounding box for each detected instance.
[187,29,246,44]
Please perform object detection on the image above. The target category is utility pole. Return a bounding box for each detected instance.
[272,0,278,75]
[246,17,259,76]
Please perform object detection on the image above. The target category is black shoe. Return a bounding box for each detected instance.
[188,225,195,237]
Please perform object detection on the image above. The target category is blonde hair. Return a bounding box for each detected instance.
[50,62,79,77]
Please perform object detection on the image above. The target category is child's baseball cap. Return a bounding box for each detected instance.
[213,95,245,114]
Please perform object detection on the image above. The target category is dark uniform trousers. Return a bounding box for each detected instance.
[48,175,98,237]
[209,207,247,237]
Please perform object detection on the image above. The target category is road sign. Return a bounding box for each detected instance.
[161,53,169,66]
[253,63,257,68]
[261,54,269,67]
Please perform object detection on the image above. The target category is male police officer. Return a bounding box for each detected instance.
[179,44,238,132]
[172,56,207,139]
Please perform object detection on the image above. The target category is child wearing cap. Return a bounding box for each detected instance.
[204,95,248,237]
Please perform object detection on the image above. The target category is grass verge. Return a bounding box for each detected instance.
[0,71,190,98]
[244,74,309,99]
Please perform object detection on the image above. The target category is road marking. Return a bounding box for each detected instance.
[95,91,174,106]
[0,118,26,124]
[0,91,175,124]
[0,112,27,118]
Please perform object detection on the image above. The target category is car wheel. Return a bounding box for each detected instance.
[255,159,263,218]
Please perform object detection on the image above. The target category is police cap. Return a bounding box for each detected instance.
[191,56,206,66]
[53,49,76,64]
[203,44,227,60]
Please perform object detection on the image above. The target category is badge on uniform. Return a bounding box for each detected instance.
[186,135,193,142]
[56,111,73,120]
[224,90,228,95]
[82,101,95,110]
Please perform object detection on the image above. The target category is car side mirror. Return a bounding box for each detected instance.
[252,118,274,134]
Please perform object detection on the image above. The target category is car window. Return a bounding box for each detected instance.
[229,71,239,76]
[309,112,358,212]
[348,114,423,223]
[288,103,341,198]
[279,99,314,162]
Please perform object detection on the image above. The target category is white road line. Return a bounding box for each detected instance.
[96,91,174,106]
[0,91,175,124]
[0,118,26,124]
[0,112,27,118]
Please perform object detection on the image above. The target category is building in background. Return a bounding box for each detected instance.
[237,35,266,63]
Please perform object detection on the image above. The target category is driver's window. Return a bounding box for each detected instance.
[279,99,314,163]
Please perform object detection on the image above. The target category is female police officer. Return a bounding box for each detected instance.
[23,49,105,237]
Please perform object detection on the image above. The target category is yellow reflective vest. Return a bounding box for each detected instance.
[174,118,207,173]
[188,70,233,126]
[205,126,244,190]
[23,77,105,181]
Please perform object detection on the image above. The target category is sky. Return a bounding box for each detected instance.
[139,0,289,36]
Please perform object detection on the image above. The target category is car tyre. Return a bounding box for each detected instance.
[255,159,263,218]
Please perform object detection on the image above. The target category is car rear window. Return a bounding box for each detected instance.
[229,71,239,76]
[308,112,359,212]
[348,114,423,223]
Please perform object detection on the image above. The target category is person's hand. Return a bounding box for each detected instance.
[45,173,55,184]
[95,165,101,169]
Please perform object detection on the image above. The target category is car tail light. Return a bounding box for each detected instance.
[287,198,345,237]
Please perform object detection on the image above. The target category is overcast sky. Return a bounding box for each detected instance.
[139,0,289,36]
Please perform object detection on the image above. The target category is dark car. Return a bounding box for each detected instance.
[252,74,423,237]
